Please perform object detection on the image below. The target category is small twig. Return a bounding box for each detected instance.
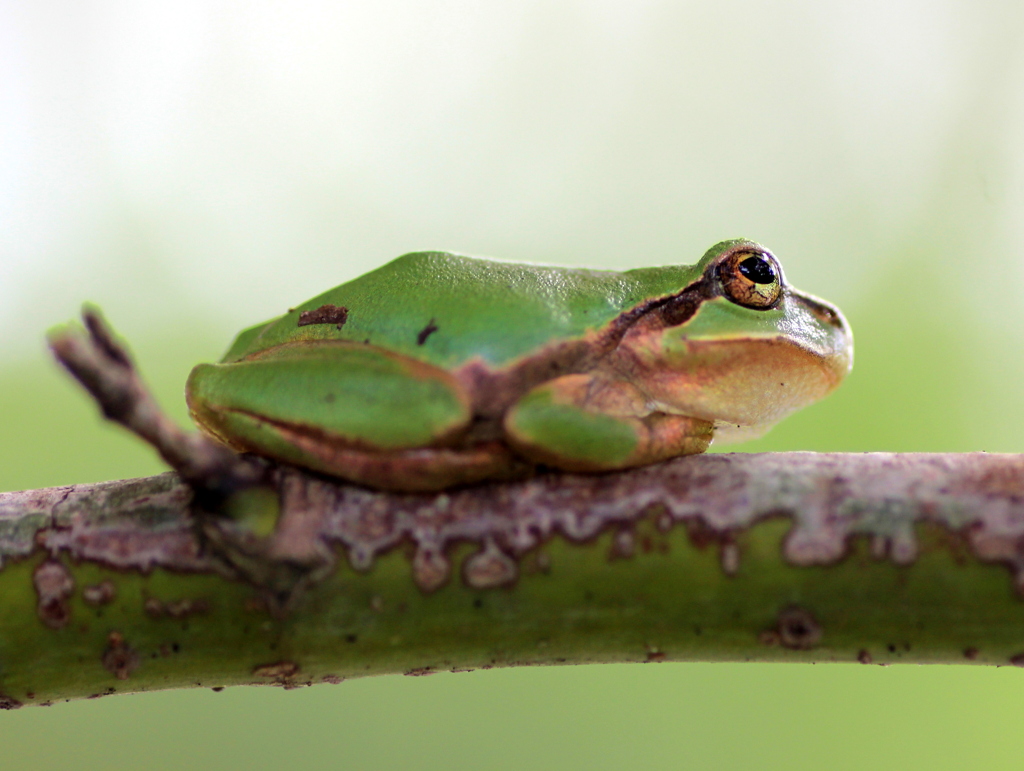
[47,307,268,497]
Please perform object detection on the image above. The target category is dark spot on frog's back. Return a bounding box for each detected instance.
[659,293,702,327]
[417,319,439,346]
[298,304,349,328]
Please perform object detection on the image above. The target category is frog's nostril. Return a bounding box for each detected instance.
[801,296,845,329]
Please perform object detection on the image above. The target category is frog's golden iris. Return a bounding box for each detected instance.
[717,250,783,309]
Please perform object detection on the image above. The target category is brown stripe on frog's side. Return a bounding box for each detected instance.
[453,274,715,418]
[605,273,716,336]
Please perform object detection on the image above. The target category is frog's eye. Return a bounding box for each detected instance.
[717,250,783,309]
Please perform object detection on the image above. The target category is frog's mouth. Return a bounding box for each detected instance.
[641,334,850,429]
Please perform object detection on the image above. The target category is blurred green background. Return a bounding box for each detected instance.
[2,1,1024,768]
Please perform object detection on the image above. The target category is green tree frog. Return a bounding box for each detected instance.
[186,240,852,491]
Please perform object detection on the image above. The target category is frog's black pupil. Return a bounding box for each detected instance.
[738,255,776,284]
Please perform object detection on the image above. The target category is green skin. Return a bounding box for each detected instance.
[187,240,852,491]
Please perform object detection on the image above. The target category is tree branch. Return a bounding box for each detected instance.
[0,312,1019,708]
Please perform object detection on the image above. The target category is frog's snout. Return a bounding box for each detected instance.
[792,291,848,331]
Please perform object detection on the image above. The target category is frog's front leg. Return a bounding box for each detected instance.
[503,374,713,472]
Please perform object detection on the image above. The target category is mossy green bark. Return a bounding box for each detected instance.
[2,493,1022,708]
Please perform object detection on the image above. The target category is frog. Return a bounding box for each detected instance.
[186,239,852,492]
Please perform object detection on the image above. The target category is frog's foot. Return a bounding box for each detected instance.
[503,374,714,472]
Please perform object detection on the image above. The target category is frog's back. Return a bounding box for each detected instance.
[227,252,697,369]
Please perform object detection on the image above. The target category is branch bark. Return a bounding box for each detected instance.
[0,311,1020,708]
[3,451,1024,708]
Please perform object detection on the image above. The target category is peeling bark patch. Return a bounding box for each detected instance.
[39,475,212,575]
[144,598,164,617]
[404,667,435,676]
[33,559,75,630]
[143,597,210,619]
[0,692,23,710]
[412,547,450,593]
[609,528,635,560]
[463,540,518,589]
[321,674,344,684]
[870,535,887,560]
[82,580,116,607]
[166,598,209,618]
[656,510,673,533]
[297,304,348,328]
[253,661,299,680]
[0,495,54,567]
[102,632,139,680]
[13,452,1024,610]
[681,517,716,551]
[520,549,552,575]
[773,606,822,650]
[416,319,438,345]
[720,542,740,576]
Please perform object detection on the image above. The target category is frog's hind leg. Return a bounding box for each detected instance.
[187,342,517,491]
[503,374,713,472]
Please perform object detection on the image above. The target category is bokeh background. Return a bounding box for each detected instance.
[2,1,1024,768]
